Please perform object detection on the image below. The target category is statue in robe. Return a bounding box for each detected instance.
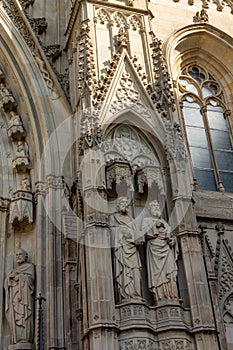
[142,200,179,302]
[109,197,142,301]
[4,247,35,346]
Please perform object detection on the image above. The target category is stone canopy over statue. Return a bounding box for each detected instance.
[4,246,35,349]
[109,197,142,302]
[142,200,179,302]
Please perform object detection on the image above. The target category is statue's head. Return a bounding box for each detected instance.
[15,247,28,265]
[148,200,161,218]
[116,197,129,214]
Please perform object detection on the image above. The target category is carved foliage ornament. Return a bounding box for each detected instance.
[120,339,156,350]
[77,20,98,99]
[158,338,193,350]
[116,71,139,103]
[94,54,146,106]
[173,0,233,13]
[19,0,35,9]
[104,125,159,170]
[3,0,55,93]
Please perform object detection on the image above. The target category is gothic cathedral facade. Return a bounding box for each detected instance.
[0,0,233,349]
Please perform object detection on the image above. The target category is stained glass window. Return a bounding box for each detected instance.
[179,65,233,192]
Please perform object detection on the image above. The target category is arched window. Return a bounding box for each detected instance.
[178,65,233,193]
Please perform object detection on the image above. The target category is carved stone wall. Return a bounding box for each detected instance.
[0,0,233,350]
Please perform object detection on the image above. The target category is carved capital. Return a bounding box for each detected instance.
[46,175,64,189]
[35,181,47,197]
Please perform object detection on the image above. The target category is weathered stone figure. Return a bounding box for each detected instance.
[142,200,178,302]
[4,247,35,347]
[109,197,142,301]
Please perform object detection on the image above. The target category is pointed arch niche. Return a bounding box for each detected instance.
[103,122,172,304]
[166,25,233,193]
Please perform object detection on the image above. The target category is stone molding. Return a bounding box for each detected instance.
[35,176,66,197]
[116,301,193,333]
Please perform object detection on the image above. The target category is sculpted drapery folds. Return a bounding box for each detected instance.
[142,200,179,302]
[109,197,142,301]
[4,248,35,346]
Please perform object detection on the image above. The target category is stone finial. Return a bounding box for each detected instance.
[194,8,209,23]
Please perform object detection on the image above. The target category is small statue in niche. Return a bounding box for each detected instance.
[12,141,30,172]
[4,245,35,346]
[7,111,25,140]
[0,82,16,111]
[20,175,31,192]
[141,200,179,302]
[109,197,142,301]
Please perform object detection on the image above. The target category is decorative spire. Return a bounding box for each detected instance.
[147,32,175,120]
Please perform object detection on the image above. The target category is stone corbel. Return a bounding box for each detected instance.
[106,162,134,191]
[9,177,33,224]
[12,141,31,172]
[136,166,165,194]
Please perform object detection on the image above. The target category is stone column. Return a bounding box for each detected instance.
[177,199,220,350]
[45,175,66,350]
[34,182,47,349]
[0,199,8,343]
[81,147,118,350]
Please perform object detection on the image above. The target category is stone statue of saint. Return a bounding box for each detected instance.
[109,197,142,301]
[4,247,35,347]
[141,200,179,302]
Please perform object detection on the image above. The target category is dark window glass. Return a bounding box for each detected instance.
[193,169,217,191]
[215,151,233,171]
[207,107,228,131]
[186,127,208,147]
[183,102,203,127]
[210,130,232,150]
[190,147,213,169]
[220,172,233,193]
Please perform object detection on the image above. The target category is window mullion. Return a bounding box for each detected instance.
[179,101,196,180]
[201,106,224,192]
[224,110,233,147]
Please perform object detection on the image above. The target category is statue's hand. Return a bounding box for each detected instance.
[122,228,132,239]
